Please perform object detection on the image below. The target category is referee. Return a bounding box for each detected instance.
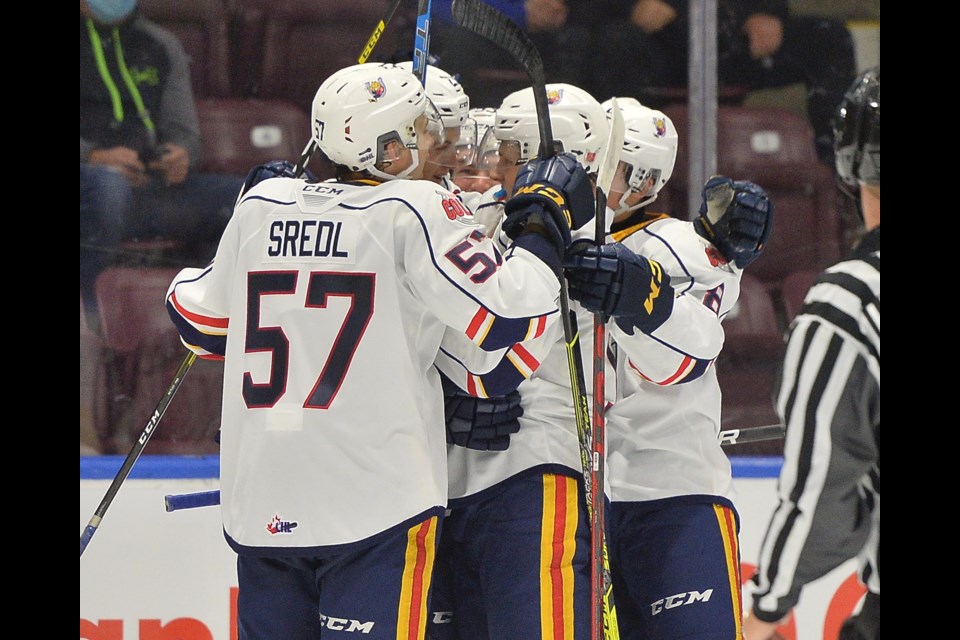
[743,65,880,640]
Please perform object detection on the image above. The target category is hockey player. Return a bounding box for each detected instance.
[743,65,880,640]
[429,82,613,640]
[395,61,471,190]
[563,98,773,640]
[164,62,598,640]
[452,107,500,196]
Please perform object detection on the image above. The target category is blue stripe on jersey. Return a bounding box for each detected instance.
[166,300,227,356]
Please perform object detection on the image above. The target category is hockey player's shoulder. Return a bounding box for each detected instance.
[646,217,737,273]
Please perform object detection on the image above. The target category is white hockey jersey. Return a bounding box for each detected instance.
[440,197,600,502]
[605,213,743,503]
[165,176,564,553]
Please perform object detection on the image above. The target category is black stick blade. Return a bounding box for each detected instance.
[451,0,543,82]
[451,0,553,157]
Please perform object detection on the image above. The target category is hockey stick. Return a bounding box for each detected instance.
[81,351,198,557]
[412,0,433,85]
[589,97,624,640]
[359,0,404,64]
[450,1,616,637]
[164,424,789,514]
[165,489,221,512]
[292,0,407,177]
[719,423,786,446]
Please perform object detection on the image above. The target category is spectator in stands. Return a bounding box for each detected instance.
[79,0,243,318]
[743,66,880,640]
[587,0,857,164]
[429,0,597,108]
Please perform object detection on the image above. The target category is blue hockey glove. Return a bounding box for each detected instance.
[564,242,674,335]
[693,176,773,269]
[502,152,596,255]
[239,160,317,198]
[441,374,523,451]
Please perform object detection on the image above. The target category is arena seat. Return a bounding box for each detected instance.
[231,0,405,115]
[716,273,785,455]
[81,292,106,454]
[664,104,843,292]
[195,97,313,177]
[780,269,821,324]
[138,0,233,98]
[93,267,223,455]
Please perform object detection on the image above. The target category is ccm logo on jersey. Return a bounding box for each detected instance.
[649,588,713,615]
[266,218,356,261]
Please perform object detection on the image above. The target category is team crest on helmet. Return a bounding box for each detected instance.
[652,117,667,138]
[366,78,387,99]
[546,88,563,104]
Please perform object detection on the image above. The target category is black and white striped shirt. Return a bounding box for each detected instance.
[750,227,880,621]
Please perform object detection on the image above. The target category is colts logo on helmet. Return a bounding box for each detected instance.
[652,117,667,138]
[366,78,387,99]
[546,89,563,104]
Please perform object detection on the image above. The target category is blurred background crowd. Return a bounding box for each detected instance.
[80,0,879,457]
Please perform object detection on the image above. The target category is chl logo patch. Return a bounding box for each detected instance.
[266,514,298,535]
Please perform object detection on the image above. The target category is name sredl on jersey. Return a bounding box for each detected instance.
[264,215,357,263]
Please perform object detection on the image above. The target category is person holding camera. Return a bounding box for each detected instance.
[79,0,243,320]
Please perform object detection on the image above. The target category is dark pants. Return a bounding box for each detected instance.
[79,163,242,314]
[430,472,592,640]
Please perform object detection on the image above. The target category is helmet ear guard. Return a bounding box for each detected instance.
[833,65,880,192]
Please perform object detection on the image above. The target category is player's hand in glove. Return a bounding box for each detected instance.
[239,160,317,198]
[502,152,596,256]
[693,175,773,269]
[564,241,674,335]
[441,374,523,451]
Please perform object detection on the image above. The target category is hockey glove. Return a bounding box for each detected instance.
[693,176,773,269]
[564,242,674,335]
[502,152,596,255]
[239,160,317,198]
[441,374,523,451]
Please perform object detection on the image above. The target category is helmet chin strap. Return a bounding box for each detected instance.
[614,190,659,216]
[368,149,420,182]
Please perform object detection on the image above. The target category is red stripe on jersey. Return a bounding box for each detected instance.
[512,343,540,373]
[533,315,547,339]
[467,376,478,397]
[466,307,488,340]
[629,355,693,386]
[714,505,743,638]
[406,520,430,640]
[170,292,229,330]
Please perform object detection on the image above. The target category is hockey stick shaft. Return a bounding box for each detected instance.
[719,423,786,446]
[450,2,615,637]
[358,0,404,63]
[412,0,433,84]
[166,489,221,512]
[293,0,406,177]
[80,351,198,557]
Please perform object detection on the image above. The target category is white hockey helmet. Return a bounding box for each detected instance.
[457,107,497,167]
[395,61,471,129]
[311,62,443,180]
[602,97,678,212]
[490,83,609,173]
